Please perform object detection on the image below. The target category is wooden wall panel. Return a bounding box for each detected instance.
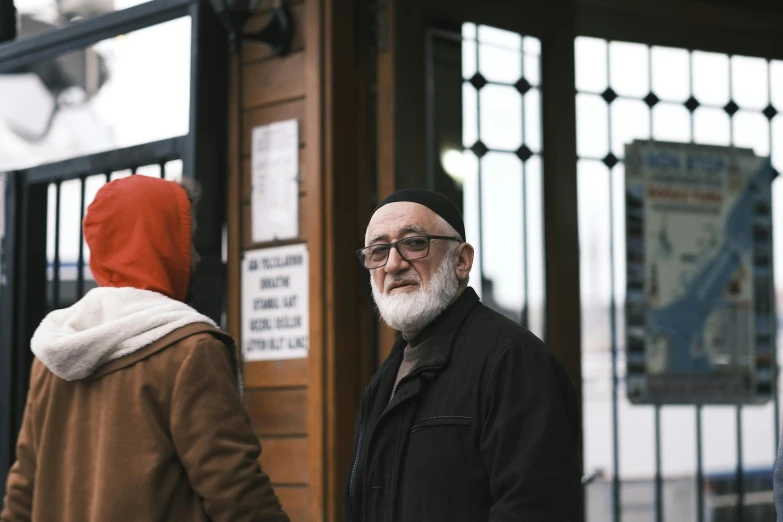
[276,486,310,522]
[245,388,308,436]
[259,437,310,484]
[228,0,373,520]
[244,359,309,388]
[376,0,400,364]
[243,52,307,109]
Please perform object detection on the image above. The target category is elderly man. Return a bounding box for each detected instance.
[345,189,581,522]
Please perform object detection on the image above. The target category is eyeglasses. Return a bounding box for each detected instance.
[355,235,461,269]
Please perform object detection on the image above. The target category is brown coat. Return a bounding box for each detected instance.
[1,324,289,522]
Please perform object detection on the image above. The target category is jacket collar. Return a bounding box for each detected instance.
[377,286,481,383]
[89,323,234,379]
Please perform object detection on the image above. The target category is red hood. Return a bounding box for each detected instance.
[83,175,192,302]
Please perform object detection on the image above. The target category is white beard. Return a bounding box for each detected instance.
[370,254,460,334]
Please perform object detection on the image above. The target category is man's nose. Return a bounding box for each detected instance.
[384,246,409,274]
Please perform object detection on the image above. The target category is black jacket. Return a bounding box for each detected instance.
[343,288,582,522]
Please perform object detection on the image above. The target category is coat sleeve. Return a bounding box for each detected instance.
[170,338,289,522]
[480,341,582,522]
[1,389,37,522]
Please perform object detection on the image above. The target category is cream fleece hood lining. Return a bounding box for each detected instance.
[31,287,217,381]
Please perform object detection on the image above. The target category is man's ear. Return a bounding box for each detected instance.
[455,242,474,282]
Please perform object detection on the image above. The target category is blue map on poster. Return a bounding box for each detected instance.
[645,162,773,374]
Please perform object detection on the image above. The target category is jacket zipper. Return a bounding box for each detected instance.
[349,364,441,520]
[349,387,367,522]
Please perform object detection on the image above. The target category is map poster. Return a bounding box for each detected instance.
[624,141,776,405]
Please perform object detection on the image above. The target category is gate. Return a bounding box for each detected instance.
[0,0,229,493]
[425,17,783,522]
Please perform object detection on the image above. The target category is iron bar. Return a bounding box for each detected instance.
[474,30,486,298]
[606,39,621,522]
[23,137,187,185]
[520,35,529,329]
[767,58,780,457]
[696,406,704,522]
[736,406,744,522]
[0,0,194,73]
[77,176,86,299]
[52,181,61,310]
[655,405,663,522]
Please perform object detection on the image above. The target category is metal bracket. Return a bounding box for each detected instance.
[243,1,293,57]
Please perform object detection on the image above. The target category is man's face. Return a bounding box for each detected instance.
[365,202,465,335]
[365,202,453,295]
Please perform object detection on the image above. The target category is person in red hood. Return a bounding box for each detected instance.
[1,175,290,522]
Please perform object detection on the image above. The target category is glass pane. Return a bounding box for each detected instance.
[611,164,626,304]
[524,88,542,152]
[578,159,612,339]
[477,25,522,50]
[651,46,690,103]
[480,152,524,322]
[0,16,191,171]
[731,55,769,110]
[46,183,57,263]
[771,60,783,111]
[163,159,184,182]
[611,98,650,157]
[479,85,522,150]
[462,152,482,300]
[17,0,152,39]
[462,38,477,79]
[774,176,783,297]
[652,103,691,142]
[109,169,132,181]
[618,401,656,477]
[703,407,739,473]
[773,117,783,174]
[577,94,609,158]
[575,37,608,93]
[82,173,107,264]
[524,53,541,86]
[609,42,649,98]
[661,407,697,476]
[57,179,83,264]
[136,164,161,177]
[462,83,478,147]
[478,41,521,85]
[742,405,776,471]
[461,22,477,40]
[693,107,731,146]
[523,36,541,56]
[525,155,545,339]
[692,51,730,106]
[732,111,770,157]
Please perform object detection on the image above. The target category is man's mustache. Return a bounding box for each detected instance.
[384,274,421,292]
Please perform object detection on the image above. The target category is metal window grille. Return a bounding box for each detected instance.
[576,38,783,522]
[427,23,546,338]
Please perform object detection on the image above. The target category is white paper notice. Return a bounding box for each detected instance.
[241,244,309,361]
[251,120,299,243]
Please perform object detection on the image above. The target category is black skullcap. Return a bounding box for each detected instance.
[374,188,466,240]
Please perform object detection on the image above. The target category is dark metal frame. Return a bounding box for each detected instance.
[0,0,229,493]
